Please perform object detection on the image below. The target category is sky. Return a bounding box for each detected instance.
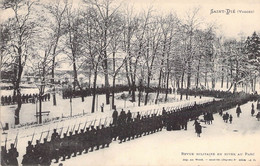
[125,0,260,38]
[1,0,259,39]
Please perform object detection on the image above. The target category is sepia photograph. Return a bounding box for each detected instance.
[1,0,260,165]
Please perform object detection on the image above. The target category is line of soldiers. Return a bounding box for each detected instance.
[1,93,50,106]
[2,91,259,165]
[62,86,172,99]
[1,144,19,166]
[177,88,260,99]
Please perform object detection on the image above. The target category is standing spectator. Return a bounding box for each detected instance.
[100,103,104,113]
[195,123,202,137]
[229,115,233,124]
[8,95,12,105]
[1,96,4,105]
[251,107,255,116]
[256,112,260,121]
[236,105,242,117]
[47,93,50,101]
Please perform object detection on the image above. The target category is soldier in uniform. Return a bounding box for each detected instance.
[71,130,79,157]
[67,132,74,158]
[136,112,141,120]
[60,133,69,161]
[22,141,34,165]
[126,110,132,123]
[83,128,90,153]
[112,109,118,125]
[51,135,61,163]
[51,129,59,141]
[33,140,41,164]
[39,138,51,166]
[1,146,8,166]
[7,143,19,166]
[105,124,112,147]
[95,126,102,150]
[1,96,5,105]
[78,129,85,155]
[89,126,96,152]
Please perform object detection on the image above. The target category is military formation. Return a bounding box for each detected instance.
[62,86,171,99]
[1,89,259,166]
[1,93,50,106]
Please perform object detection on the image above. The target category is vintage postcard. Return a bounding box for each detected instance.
[1,0,260,165]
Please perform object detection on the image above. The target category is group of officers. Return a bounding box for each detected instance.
[1,93,50,106]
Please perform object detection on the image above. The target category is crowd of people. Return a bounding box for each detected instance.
[1,93,50,106]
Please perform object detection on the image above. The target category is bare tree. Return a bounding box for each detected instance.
[43,0,68,106]
[1,0,37,125]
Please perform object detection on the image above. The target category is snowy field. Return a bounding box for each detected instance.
[1,94,214,165]
[0,91,212,128]
[52,100,260,166]
[1,99,259,165]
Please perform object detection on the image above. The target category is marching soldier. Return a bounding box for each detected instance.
[1,146,8,166]
[136,112,141,120]
[60,133,69,161]
[33,140,41,164]
[95,127,102,150]
[89,126,96,152]
[39,138,51,166]
[22,141,34,165]
[51,129,59,141]
[112,109,118,125]
[83,128,91,153]
[126,110,132,123]
[7,143,19,166]
[67,132,74,158]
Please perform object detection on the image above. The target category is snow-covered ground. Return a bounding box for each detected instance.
[1,94,214,165]
[50,100,260,166]
[0,91,212,128]
[1,99,259,166]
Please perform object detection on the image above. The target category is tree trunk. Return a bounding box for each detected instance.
[51,57,57,106]
[221,66,224,88]
[145,73,151,105]
[112,77,116,109]
[91,70,98,113]
[138,89,141,106]
[131,82,136,102]
[187,60,192,89]
[14,91,21,125]
[226,75,229,89]
[155,69,162,104]
[104,58,110,105]
[176,79,180,89]
[204,72,207,88]
[39,95,42,124]
[233,60,239,93]
[165,53,170,102]
[180,70,185,100]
